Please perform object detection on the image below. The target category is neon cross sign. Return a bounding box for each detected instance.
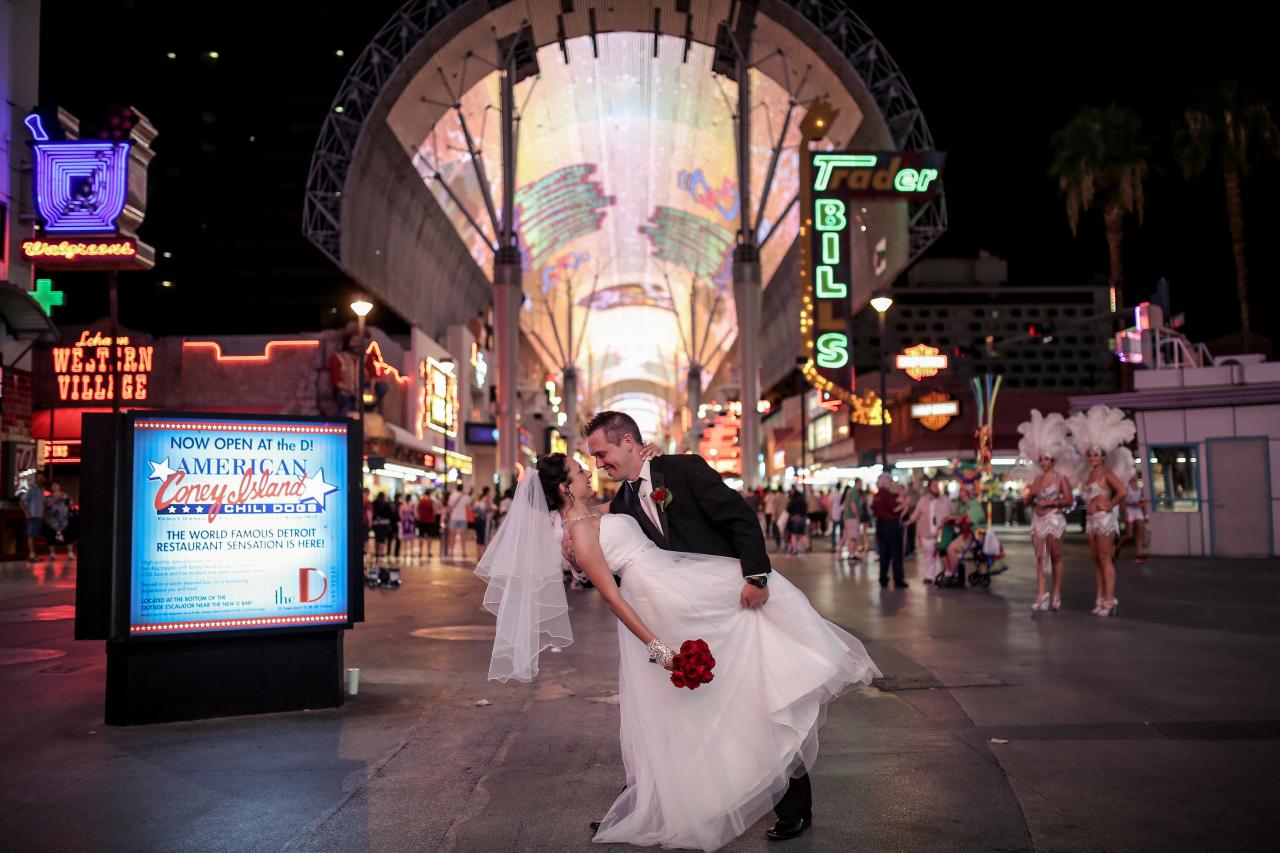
[31,278,65,316]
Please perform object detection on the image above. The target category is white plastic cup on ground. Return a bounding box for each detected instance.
[346,667,360,696]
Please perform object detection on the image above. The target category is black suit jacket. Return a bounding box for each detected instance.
[609,455,771,577]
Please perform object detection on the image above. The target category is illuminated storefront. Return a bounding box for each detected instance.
[30,326,475,501]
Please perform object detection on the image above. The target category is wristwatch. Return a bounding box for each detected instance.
[745,576,768,589]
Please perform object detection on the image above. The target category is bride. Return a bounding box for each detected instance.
[476,454,880,851]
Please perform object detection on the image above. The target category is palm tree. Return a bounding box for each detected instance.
[1175,82,1280,349]
[1050,105,1151,313]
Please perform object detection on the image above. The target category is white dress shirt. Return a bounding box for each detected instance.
[630,460,663,531]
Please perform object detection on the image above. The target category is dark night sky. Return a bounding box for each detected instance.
[39,1,1279,347]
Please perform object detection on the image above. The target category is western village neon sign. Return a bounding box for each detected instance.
[51,330,154,402]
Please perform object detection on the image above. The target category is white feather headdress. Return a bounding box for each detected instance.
[1011,409,1078,481]
[1067,405,1136,484]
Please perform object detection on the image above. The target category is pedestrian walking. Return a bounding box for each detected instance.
[21,474,46,562]
[44,482,73,560]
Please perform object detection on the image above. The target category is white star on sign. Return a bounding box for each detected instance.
[299,468,339,508]
[181,504,191,513]
[148,458,177,482]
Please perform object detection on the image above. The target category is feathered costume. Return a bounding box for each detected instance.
[1067,405,1136,538]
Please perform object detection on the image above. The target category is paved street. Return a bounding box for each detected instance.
[1,529,1278,852]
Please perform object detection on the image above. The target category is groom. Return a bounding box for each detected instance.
[579,410,814,842]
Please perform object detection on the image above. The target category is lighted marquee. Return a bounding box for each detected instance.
[22,238,139,263]
[51,330,154,403]
[801,150,946,404]
[411,34,805,405]
[421,358,458,438]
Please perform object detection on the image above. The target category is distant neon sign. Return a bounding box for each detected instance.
[809,151,946,199]
[22,238,137,263]
[42,440,82,464]
[896,343,949,381]
[183,339,320,363]
[808,194,852,376]
[32,278,65,316]
[30,140,131,233]
[51,330,154,402]
[421,358,458,437]
[912,392,958,431]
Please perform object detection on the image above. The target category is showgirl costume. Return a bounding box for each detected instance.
[1082,482,1120,537]
[1014,410,1077,545]
[1029,484,1068,540]
[1066,405,1136,541]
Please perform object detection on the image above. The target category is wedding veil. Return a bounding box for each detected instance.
[474,471,572,682]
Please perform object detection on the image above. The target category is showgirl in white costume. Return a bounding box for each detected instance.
[1067,405,1136,617]
[476,455,879,851]
[1014,410,1078,612]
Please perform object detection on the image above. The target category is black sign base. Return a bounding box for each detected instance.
[105,629,344,725]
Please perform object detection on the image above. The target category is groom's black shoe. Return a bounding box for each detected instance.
[765,817,812,841]
[590,821,601,832]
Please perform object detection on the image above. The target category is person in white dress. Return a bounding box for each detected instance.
[906,479,951,582]
[476,454,880,852]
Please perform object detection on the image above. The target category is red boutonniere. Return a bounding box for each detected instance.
[651,486,674,512]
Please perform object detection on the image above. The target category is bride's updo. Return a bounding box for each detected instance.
[536,453,572,511]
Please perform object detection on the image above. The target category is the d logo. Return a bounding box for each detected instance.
[299,568,328,603]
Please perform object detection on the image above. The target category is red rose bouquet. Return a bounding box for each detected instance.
[670,639,715,690]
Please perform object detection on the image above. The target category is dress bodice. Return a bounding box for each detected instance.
[597,513,660,574]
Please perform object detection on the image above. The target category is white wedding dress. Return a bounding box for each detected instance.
[590,514,880,851]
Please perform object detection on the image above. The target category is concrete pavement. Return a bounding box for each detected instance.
[1,528,1277,852]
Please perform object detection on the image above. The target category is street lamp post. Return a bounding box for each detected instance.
[350,296,373,455]
[870,295,894,470]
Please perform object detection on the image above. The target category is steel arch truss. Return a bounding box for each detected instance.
[303,0,467,265]
[303,0,946,269]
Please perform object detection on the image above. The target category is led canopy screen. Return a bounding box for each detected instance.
[129,417,350,636]
[411,34,817,422]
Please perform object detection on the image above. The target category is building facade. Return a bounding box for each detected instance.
[853,255,1115,392]
[1074,356,1280,558]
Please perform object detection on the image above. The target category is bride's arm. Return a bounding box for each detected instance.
[569,520,671,666]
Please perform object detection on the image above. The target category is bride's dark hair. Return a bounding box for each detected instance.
[536,453,572,511]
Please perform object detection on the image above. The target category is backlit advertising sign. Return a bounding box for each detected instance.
[126,414,357,636]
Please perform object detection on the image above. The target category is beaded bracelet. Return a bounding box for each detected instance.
[645,639,673,668]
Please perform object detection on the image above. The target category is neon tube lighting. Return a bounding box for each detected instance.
[183,340,320,363]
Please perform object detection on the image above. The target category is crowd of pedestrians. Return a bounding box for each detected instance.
[361,482,513,562]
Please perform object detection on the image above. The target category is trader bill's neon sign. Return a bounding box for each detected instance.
[51,330,154,402]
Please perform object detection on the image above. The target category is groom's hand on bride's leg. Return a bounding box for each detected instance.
[740,582,769,609]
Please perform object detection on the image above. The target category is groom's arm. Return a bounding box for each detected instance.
[678,456,772,577]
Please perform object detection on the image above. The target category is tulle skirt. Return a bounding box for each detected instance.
[592,551,880,851]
